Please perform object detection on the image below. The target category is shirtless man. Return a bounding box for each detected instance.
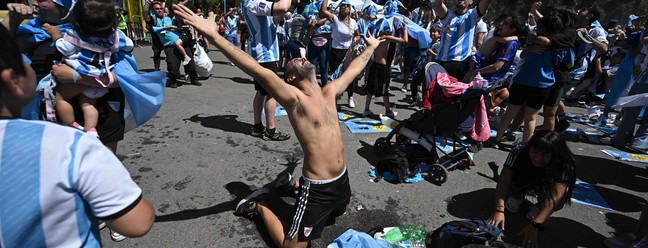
[173,4,381,248]
[362,16,408,118]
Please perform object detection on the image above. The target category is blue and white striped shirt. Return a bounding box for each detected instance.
[436,7,482,62]
[0,119,142,247]
[243,0,280,63]
[225,15,239,36]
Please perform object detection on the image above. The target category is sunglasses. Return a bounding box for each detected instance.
[341,4,350,8]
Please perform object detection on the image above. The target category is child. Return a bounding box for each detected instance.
[153,6,192,65]
[408,24,441,106]
[43,0,134,137]
[362,16,408,118]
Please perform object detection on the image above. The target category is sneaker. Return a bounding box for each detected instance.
[455,132,467,141]
[264,129,291,141]
[468,142,483,153]
[504,132,516,142]
[363,109,374,117]
[110,230,126,242]
[505,196,523,213]
[182,55,191,66]
[251,126,264,137]
[385,110,397,119]
[72,122,84,131]
[169,82,178,88]
[98,221,106,230]
[234,188,270,217]
[348,97,355,108]
[274,172,296,190]
[555,119,571,133]
[192,80,202,86]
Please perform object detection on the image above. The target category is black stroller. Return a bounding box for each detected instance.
[373,88,488,185]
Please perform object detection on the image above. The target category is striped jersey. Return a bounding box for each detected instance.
[225,15,239,36]
[243,0,280,63]
[55,29,134,78]
[0,119,142,247]
[436,7,482,62]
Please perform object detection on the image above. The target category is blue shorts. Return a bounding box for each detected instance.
[226,34,239,46]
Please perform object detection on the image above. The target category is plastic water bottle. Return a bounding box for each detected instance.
[471,72,487,89]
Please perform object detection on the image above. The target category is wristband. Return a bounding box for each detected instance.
[71,70,80,84]
[527,217,545,232]
[494,209,504,213]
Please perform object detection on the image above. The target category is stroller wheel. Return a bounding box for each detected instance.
[428,163,448,185]
[373,137,391,153]
[396,134,411,145]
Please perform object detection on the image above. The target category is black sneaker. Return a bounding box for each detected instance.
[468,142,483,153]
[555,119,570,133]
[264,129,291,141]
[169,82,178,88]
[504,132,516,142]
[192,80,202,86]
[233,188,269,217]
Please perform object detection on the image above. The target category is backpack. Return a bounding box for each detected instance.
[426,220,502,248]
[373,152,419,183]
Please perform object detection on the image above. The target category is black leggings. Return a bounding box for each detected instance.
[330,48,356,97]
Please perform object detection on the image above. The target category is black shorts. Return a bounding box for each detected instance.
[508,83,550,110]
[544,81,567,107]
[286,170,351,241]
[367,63,391,97]
[254,62,278,96]
[71,88,125,144]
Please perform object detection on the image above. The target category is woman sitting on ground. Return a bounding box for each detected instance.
[488,130,577,247]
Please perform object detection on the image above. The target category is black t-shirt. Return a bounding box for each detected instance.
[27,41,63,80]
[504,143,572,190]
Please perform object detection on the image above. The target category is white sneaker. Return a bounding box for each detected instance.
[348,97,355,108]
[110,230,126,242]
[505,197,523,213]
[182,55,191,66]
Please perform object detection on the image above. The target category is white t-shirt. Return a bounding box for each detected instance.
[472,20,488,54]
[331,15,358,49]
[0,119,142,247]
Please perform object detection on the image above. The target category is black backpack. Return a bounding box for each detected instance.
[426,220,502,248]
[373,152,419,183]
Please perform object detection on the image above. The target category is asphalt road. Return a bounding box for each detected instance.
[100,45,648,247]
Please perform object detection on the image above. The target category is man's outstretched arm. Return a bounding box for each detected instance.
[328,34,381,96]
[173,4,298,105]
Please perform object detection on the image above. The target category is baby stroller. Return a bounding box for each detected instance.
[373,63,489,185]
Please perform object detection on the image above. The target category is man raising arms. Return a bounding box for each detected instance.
[173,4,381,247]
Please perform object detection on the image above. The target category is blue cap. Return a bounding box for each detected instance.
[303,3,318,20]
[374,18,393,36]
[362,5,377,17]
[383,0,399,16]
[53,0,75,10]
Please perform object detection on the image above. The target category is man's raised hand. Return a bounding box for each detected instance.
[361,33,383,48]
[7,3,36,20]
[173,4,218,37]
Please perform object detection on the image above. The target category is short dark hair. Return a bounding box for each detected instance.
[67,0,118,38]
[580,4,602,22]
[0,25,26,89]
